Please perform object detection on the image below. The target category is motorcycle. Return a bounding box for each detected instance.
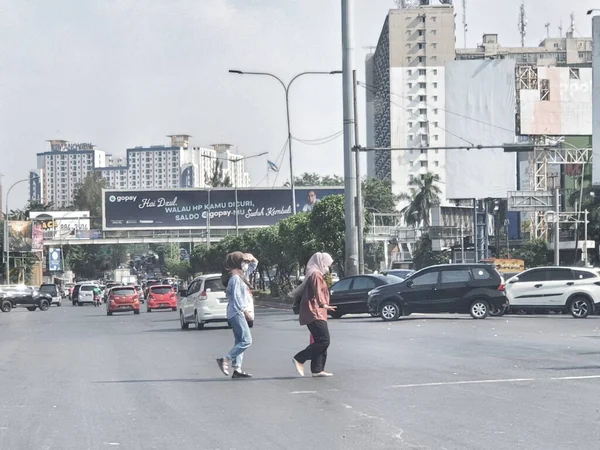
[94,295,102,307]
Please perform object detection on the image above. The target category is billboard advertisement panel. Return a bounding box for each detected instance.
[48,248,63,272]
[102,188,344,230]
[29,211,90,239]
[8,221,33,252]
[32,222,44,252]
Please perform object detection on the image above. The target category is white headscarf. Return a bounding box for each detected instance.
[289,252,334,299]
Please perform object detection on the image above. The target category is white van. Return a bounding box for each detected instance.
[179,274,254,330]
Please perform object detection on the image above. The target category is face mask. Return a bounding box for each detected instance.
[241,262,249,272]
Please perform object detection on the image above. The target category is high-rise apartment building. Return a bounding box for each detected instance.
[366,2,456,203]
[32,135,251,207]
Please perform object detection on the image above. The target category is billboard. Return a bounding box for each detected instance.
[29,211,90,239]
[8,221,33,252]
[102,187,344,230]
[48,248,62,272]
[32,222,44,252]
[445,59,517,199]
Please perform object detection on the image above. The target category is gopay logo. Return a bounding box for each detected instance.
[109,195,137,203]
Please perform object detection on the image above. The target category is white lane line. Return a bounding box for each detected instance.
[389,378,535,389]
[291,390,317,394]
[389,374,600,389]
[550,375,600,381]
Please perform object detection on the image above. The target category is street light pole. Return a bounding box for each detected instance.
[202,151,267,236]
[4,177,36,284]
[228,69,341,215]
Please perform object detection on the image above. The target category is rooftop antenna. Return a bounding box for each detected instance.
[567,12,575,37]
[518,1,527,47]
[545,22,550,39]
[462,0,468,48]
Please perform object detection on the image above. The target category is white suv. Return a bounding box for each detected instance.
[505,267,600,318]
[179,274,254,330]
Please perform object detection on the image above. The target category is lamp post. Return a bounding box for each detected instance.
[228,69,342,215]
[4,177,38,283]
[202,151,267,236]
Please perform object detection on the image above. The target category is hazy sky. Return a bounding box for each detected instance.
[0,0,597,208]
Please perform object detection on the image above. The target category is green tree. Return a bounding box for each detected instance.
[399,173,442,228]
[364,242,384,272]
[308,195,346,269]
[411,234,450,270]
[205,160,232,187]
[287,172,344,187]
[72,172,109,228]
[512,238,548,268]
[362,178,400,213]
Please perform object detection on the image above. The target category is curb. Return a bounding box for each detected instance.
[255,299,293,310]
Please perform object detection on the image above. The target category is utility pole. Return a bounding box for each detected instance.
[352,69,364,274]
[554,187,560,266]
[583,209,589,266]
[342,0,358,276]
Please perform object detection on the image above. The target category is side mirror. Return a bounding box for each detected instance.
[406,280,414,288]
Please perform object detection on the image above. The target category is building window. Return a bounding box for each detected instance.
[434,108,439,114]
[408,96,413,101]
[408,82,413,88]
[419,69,427,75]
[406,43,412,49]
[419,121,428,128]
[407,69,412,75]
[419,95,427,101]
[419,16,426,23]
[406,57,412,63]
[420,161,428,167]
[433,82,438,88]
[408,122,413,128]
[420,149,427,154]
[406,30,411,37]
[419,108,427,114]
[434,161,439,167]
[418,56,425,63]
[408,109,414,115]
[418,43,426,49]
[431,16,437,22]
[408,134,414,140]
[418,30,425,36]
[433,95,438,101]
[431,56,437,61]
[434,135,439,141]
[419,82,427,88]
[433,69,438,75]
[540,79,550,101]
[432,43,437,49]
[569,68,580,80]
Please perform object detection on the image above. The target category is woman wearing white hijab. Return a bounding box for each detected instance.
[291,252,337,377]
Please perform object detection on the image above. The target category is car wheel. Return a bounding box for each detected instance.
[470,299,489,319]
[380,301,401,321]
[27,306,37,312]
[180,311,189,330]
[147,308,152,313]
[57,302,61,307]
[77,302,82,306]
[570,297,592,319]
[134,310,140,315]
[39,300,50,311]
[107,310,113,316]
[171,307,177,311]
[1,300,12,313]
[329,311,344,319]
[489,304,508,317]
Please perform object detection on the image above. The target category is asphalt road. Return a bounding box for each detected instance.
[1,304,600,450]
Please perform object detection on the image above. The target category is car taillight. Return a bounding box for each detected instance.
[497,283,505,291]
[199,291,207,299]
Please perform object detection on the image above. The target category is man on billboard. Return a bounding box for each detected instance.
[302,190,319,213]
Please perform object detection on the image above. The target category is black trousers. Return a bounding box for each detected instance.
[294,320,330,374]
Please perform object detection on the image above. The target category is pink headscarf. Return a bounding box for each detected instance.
[290,252,333,299]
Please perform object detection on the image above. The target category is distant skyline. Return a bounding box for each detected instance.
[0,0,597,208]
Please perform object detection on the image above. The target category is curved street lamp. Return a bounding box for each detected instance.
[228,70,342,215]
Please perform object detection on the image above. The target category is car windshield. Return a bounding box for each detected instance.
[204,278,225,292]
[80,285,96,291]
[112,288,136,296]
[150,287,172,294]
[382,275,404,284]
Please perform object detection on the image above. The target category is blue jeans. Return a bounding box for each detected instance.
[226,313,252,370]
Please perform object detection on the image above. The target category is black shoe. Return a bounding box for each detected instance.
[216,358,229,376]
[232,370,252,379]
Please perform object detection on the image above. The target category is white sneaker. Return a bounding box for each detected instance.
[312,371,333,377]
[292,358,305,377]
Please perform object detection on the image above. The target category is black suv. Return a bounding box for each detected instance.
[367,264,507,321]
[0,287,52,312]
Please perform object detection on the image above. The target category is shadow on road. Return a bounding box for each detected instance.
[94,376,298,384]
[541,365,600,371]
[145,326,231,332]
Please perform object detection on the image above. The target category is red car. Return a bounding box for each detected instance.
[107,286,140,316]
[146,285,178,312]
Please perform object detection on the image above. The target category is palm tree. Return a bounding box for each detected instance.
[399,173,442,228]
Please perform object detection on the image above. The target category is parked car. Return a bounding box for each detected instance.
[0,286,52,312]
[367,264,508,321]
[107,286,141,316]
[39,283,62,307]
[328,274,404,318]
[77,284,100,306]
[146,285,177,312]
[179,274,246,330]
[505,267,600,318]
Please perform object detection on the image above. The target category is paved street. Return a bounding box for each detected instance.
[1,305,600,450]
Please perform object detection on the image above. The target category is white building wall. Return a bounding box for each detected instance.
[389,66,447,205]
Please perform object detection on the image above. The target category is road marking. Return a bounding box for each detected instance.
[291,390,317,394]
[389,378,534,389]
[389,374,600,389]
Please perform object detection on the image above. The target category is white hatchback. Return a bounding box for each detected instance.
[179,274,254,330]
[505,267,600,318]
[78,284,99,305]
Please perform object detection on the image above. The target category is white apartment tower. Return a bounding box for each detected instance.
[366,2,456,204]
